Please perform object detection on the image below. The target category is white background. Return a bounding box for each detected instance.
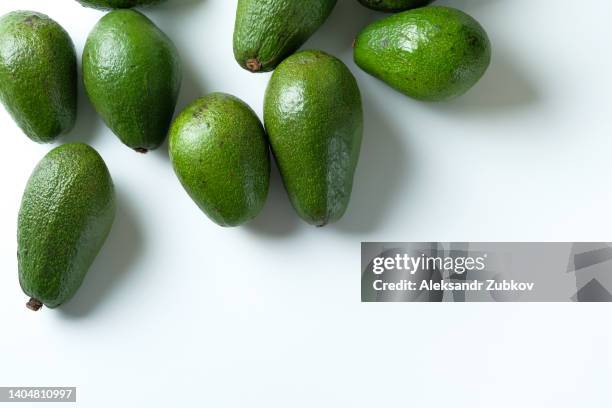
[1,0,611,406]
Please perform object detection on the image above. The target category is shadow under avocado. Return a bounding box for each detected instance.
[305,0,382,56]
[60,65,103,146]
[304,0,502,57]
[245,160,301,237]
[153,0,207,11]
[431,53,539,115]
[59,187,143,318]
[152,57,206,163]
[437,0,502,11]
[335,90,411,234]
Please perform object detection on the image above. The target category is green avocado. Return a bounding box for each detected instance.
[264,50,363,226]
[83,10,181,153]
[18,143,116,311]
[357,0,434,12]
[169,93,270,227]
[0,11,76,143]
[353,6,491,101]
[233,0,337,72]
[77,0,165,9]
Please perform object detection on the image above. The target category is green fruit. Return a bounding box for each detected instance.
[264,50,363,226]
[18,143,116,311]
[83,10,181,152]
[353,6,491,101]
[233,0,337,72]
[77,0,165,9]
[357,0,434,12]
[0,11,77,143]
[169,93,270,227]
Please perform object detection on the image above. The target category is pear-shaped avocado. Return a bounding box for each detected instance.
[0,11,77,143]
[169,93,270,227]
[77,0,166,9]
[357,0,434,12]
[18,143,116,311]
[83,10,181,153]
[233,0,337,72]
[264,50,363,226]
[353,6,491,101]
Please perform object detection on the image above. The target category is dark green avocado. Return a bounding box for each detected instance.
[357,0,434,12]
[18,143,116,311]
[83,10,181,152]
[76,0,166,10]
[169,93,270,227]
[353,6,491,101]
[0,11,77,143]
[264,50,363,226]
[233,0,337,72]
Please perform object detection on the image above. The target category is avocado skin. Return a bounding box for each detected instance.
[169,93,270,227]
[233,0,337,73]
[18,143,116,309]
[83,10,181,152]
[358,0,434,12]
[0,11,77,143]
[77,0,165,10]
[264,50,363,226]
[353,6,491,101]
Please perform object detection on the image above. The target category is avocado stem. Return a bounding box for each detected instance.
[246,59,262,72]
[134,148,148,154]
[26,298,43,311]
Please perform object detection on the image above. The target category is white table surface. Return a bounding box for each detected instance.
[1,0,611,406]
